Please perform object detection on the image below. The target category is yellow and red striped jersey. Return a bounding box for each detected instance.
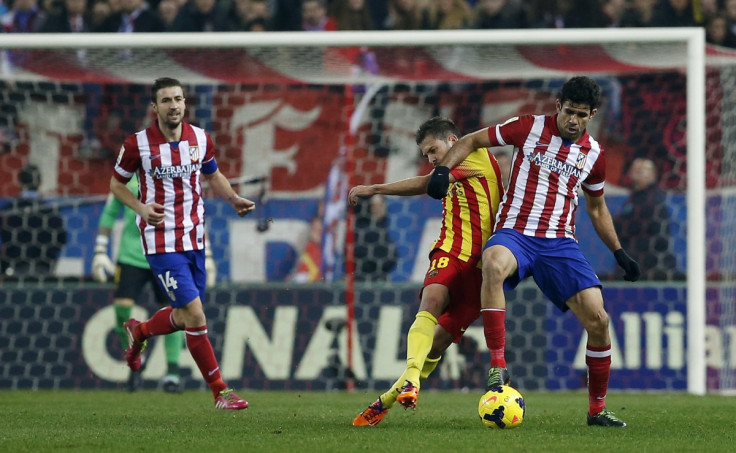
[432,147,504,267]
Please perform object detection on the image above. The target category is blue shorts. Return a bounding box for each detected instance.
[484,229,601,312]
[146,250,206,308]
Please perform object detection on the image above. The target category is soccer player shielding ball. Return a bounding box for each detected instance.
[109,77,255,410]
[350,117,504,426]
[427,76,640,427]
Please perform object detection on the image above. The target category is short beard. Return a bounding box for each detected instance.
[160,117,181,130]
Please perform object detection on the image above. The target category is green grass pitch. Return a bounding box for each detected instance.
[2,390,734,452]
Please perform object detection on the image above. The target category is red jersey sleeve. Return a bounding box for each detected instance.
[203,131,216,164]
[113,134,141,183]
[582,147,606,197]
[487,114,536,148]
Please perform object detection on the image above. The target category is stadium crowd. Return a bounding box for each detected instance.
[0,0,734,48]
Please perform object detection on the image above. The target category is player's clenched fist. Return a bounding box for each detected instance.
[140,203,165,226]
[427,166,450,200]
[348,185,376,206]
[231,196,256,217]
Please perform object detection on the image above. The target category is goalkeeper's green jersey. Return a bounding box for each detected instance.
[97,174,149,269]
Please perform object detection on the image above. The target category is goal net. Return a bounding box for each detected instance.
[0,29,730,395]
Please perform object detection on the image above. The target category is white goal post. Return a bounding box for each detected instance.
[0,28,707,394]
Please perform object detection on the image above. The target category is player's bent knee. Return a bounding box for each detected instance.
[584,311,609,336]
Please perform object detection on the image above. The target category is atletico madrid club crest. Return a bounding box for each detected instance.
[189,146,200,163]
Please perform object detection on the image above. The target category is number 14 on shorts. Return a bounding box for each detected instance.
[157,270,179,302]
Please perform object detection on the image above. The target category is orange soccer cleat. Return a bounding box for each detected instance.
[396,381,419,410]
[352,398,389,426]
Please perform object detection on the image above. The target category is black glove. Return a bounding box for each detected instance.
[614,248,640,282]
[427,166,450,200]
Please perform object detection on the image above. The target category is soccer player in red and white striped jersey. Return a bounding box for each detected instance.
[110,77,255,410]
[350,117,504,425]
[428,76,640,427]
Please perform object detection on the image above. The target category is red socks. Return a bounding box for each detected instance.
[137,307,178,340]
[482,308,506,368]
[586,344,612,416]
[186,325,228,397]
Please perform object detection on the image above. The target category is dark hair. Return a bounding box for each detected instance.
[151,77,183,103]
[559,76,601,111]
[415,117,460,145]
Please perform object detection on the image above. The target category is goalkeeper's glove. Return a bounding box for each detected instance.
[427,166,450,200]
[614,248,640,282]
[91,235,115,283]
[205,248,217,288]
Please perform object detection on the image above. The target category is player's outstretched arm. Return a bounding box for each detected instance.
[348,174,432,205]
[203,169,256,217]
[585,192,640,282]
[428,128,491,199]
[437,128,492,170]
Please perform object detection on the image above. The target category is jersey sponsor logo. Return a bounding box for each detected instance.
[149,154,161,161]
[149,162,201,179]
[529,151,582,178]
[535,141,549,148]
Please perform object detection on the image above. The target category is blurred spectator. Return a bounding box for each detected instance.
[158,0,179,29]
[384,0,423,29]
[525,0,570,28]
[302,0,336,31]
[422,0,473,29]
[272,0,301,30]
[650,0,700,27]
[365,0,388,30]
[40,0,90,32]
[695,0,718,22]
[229,0,271,31]
[706,13,736,48]
[290,215,325,283]
[332,0,374,30]
[726,0,736,36]
[91,0,112,29]
[601,0,626,26]
[353,194,397,282]
[619,0,657,27]
[474,0,526,29]
[171,0,229,31]
[1,0,47,32]
[561,0,612,28]
[94,0,165,32]
[0,165,67,280]
[612,157,682,281]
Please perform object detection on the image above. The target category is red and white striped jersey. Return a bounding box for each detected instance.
[487,114,606,240]
[113,121,215,254]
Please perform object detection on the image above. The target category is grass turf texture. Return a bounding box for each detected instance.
[1,390,733,452]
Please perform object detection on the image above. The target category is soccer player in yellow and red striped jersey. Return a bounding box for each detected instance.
[349,117,504,426]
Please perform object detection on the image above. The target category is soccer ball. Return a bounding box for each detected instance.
[478,385,525,429]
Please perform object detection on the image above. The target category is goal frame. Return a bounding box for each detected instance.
[0,28,706,394]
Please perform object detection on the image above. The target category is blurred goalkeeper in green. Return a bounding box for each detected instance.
[92,173,217,392]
